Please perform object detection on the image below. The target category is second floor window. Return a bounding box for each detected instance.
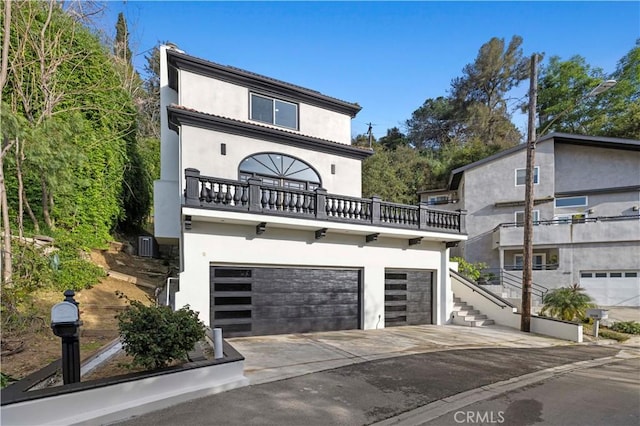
[555,196,588,208]
[515,210,540,225]
[250,93,298,129]
[515,167,539,186]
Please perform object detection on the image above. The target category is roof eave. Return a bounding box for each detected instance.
[167,49,362,118]
[167,106,373,161]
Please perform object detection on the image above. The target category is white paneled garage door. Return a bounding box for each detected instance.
[579,271,640,307]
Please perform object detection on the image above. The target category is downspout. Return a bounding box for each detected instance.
[166,277,179,307]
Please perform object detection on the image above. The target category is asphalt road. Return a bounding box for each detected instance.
[422,356,640,426]
[114,345,628,426]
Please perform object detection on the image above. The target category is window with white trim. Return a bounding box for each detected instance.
[515,167,539,186]
[555,196,587,208]
[250,93,298,129]
[515,210,540,225]
[514,253,546,270]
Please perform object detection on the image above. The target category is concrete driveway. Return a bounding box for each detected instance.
[115,340,630,426]
[228,324,570,385]
[603,306,640,325]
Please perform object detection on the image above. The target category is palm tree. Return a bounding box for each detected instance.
[539,284,595,321]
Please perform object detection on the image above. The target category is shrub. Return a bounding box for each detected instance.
[117,300,206,370]
[598,328,630,343]
[1,373,17,389]
[539,284,595,322]
[451,256,487,282]
[610,321,640,335]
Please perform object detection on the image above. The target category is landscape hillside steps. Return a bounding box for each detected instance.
[451,295,495,327]
[105,270,157,290]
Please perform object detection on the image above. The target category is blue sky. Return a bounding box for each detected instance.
[103,1,639,139]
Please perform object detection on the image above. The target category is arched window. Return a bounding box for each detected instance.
[239,153,321,191]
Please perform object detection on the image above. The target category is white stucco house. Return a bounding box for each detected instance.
[154,45,467,336]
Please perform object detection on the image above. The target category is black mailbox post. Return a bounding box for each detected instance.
[51,290,82,385]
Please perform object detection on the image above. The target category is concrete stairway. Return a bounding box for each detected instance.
[451,295,495,327]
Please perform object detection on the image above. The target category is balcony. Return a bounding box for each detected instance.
[493,215,640,248]
[504,263,559,271]
[184,169,466,235]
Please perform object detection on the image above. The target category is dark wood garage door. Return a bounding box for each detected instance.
[385,269,433,326]
[211,266,361,337]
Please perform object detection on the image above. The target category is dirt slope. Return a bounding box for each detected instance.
[1,248,169,380]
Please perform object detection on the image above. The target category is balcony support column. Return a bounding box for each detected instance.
[184,168,201,207]
[315,188,327,220]
[456,209,467,233]
[371,196,381,225]
[419,203,428,230]
[248,178,262,213]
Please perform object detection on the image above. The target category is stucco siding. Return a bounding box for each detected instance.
[502,241,640,289]
[178,125,362,197]
[176,221,448,329]
[554,143,640,193]
[586,192,640,217]
[178,70,352,144]
[460,143,554,267]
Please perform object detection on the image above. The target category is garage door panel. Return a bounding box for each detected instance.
[252,292,358,306]
[253,316,358,336]
[580,273,640,307]
[212,266,361,336]
[253,304,359,319]
[385,270,433,327]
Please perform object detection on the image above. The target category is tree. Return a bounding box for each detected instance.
[378,127,408,150]
[2,0,137,243]
[605,40,640,138]
[536,42,639,138]
[114,12,132,67]
[539,284,595,322]
[1,0,13,284]
[450,36,528,147]
[139,43,163,140]
[352,133,374,148]
[403,35,528,194]
[536,55,606,134]
[405,97,459,150]
[361,144,436,204]
[110,13,154,230]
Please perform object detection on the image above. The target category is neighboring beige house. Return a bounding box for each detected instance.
[154,46,467,336]
[421,133,640,307]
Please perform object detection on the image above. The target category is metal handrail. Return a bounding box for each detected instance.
[482,268,549,301]
[450,270,512,309]
[495,214,640,230]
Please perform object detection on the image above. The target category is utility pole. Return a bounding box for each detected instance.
[367,123,373,148]
[521,53,538,332]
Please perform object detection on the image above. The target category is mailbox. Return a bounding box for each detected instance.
[50,291,82,385]
[586,309,609,320]
[51,301,80,337]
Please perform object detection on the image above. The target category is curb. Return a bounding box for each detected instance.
[372,348,640,426]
